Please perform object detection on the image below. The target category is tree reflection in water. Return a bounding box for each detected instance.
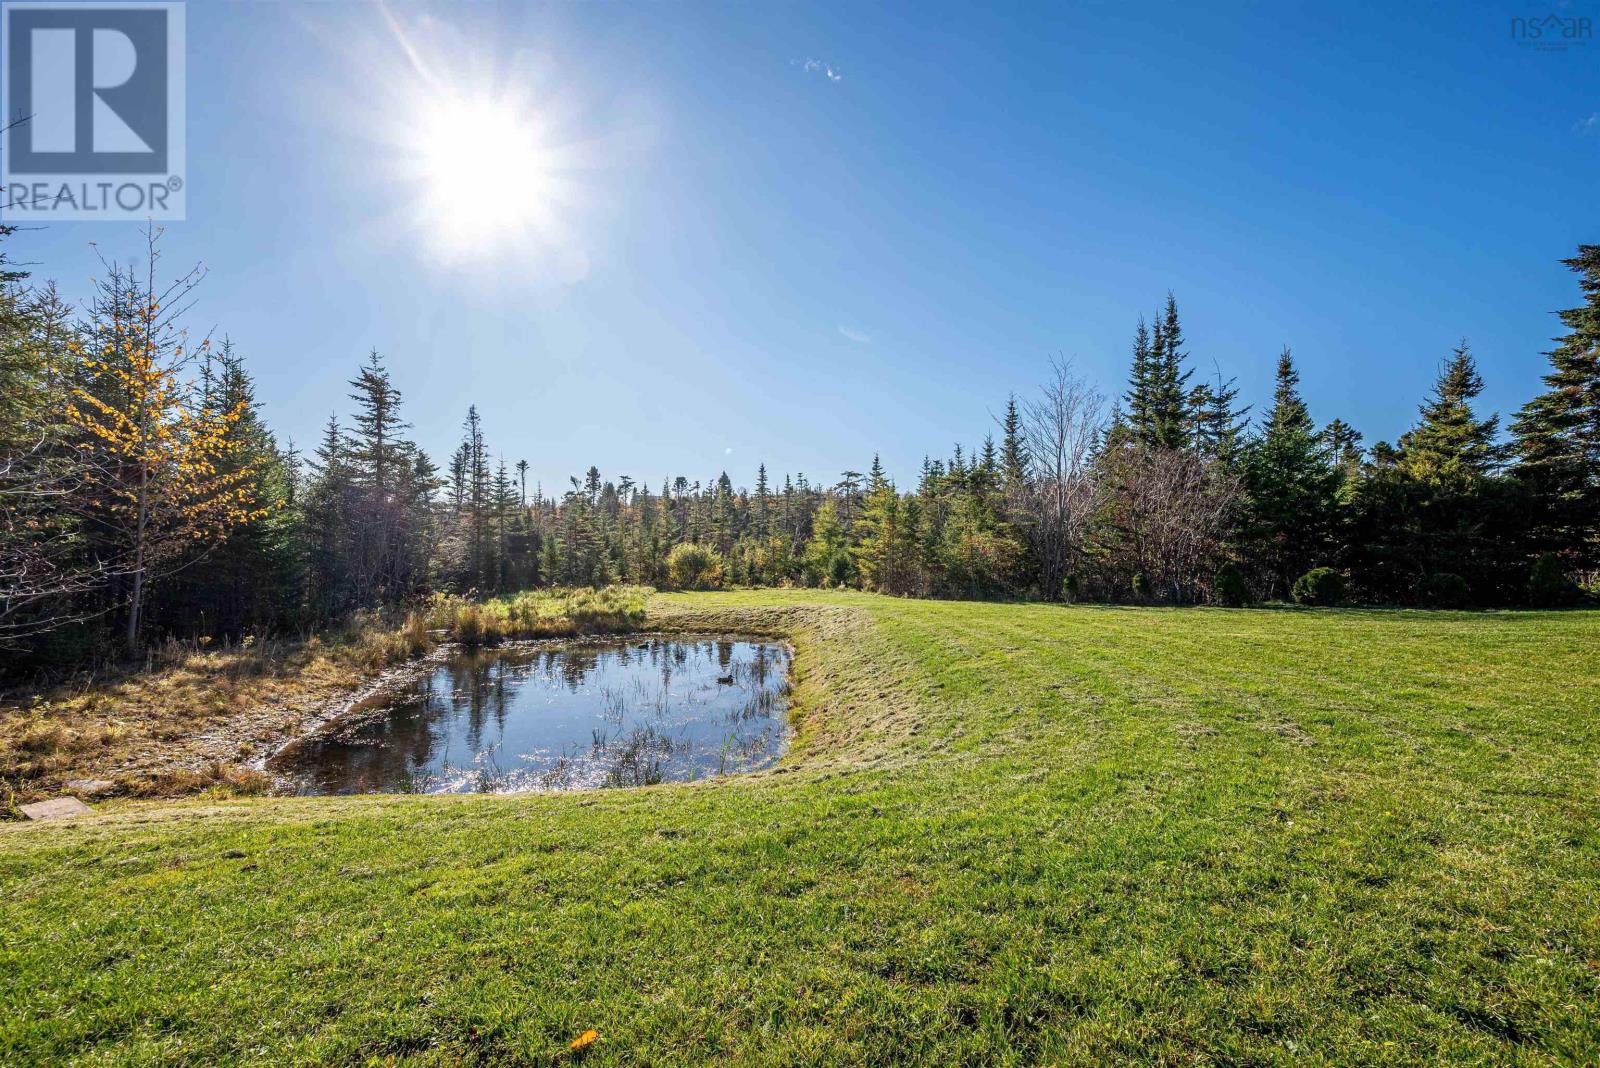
[271,638,791,795]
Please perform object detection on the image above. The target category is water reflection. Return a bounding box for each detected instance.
[270,638,790,795]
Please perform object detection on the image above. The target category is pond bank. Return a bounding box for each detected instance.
[0,588,652,807]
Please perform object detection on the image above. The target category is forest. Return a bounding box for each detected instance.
[3,232,1597,676]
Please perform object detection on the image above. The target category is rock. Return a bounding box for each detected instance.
[19,796,93,821]
[64,779,116,797]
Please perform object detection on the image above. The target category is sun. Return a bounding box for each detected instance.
[409,88,556,255]
[321,5,616,273]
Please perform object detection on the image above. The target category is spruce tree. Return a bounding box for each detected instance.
[1511,245,1600,564]
[1001,395,1029,487]
[1353,344,1511,602]
[753,463,770,538]
[1242,348,1342,595]
[1398,342,1502,483]
[1193,368,1250,466]
[1124,317,1153,443]
[1147,293,1193,449]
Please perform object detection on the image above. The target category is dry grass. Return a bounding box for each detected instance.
[429,586,649,647]
[0,590,652,805]
[0,625,401,804]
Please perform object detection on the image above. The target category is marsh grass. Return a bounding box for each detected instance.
[429,587,649,648]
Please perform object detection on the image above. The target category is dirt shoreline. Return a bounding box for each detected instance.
[0,643,431,806]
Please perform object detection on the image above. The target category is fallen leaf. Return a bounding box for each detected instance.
[569,1029,599,1052]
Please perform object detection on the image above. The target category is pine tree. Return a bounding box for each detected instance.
[1321,417,1364,499]
[1001,395,1029,487]
[1191,367,1250,465]
[1124,318,1154,443]
[461,406,490,589]
[802,499,852,586]
[346,350,409,495]
[1511,245,1600,564]
[166,340,301,635]
[854,480,911,594]
[748,464,767,539]
[1351,342,1512,602]
[1147,293,1193,449]
[1242,348,1342,595]
[1398,342,1501,483]
[65,259,265,652]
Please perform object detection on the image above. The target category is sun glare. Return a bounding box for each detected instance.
[326,5,624,274]
[411,89,554,254]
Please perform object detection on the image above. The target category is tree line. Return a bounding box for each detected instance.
[2,231,1596,673]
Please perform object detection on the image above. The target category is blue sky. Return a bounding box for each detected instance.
[9,0,1598,492]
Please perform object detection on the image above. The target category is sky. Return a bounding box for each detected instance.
[7,0,1598,494]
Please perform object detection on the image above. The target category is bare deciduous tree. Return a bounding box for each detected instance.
[1094,445,1239,603]
[1020,356,1105,599]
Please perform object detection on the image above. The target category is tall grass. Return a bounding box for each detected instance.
[429,586,649,648]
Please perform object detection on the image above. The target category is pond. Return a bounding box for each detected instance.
[269,636,791,795]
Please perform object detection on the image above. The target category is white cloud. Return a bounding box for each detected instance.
[838,325,871,344]
[802,58,844,83]
[724,447,733,455]
[1576,112,1600,135]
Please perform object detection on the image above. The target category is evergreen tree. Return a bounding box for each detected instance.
[1399,342,1502,483]
[1351,343,1513,602]
[1124,318,1154,443]
[1242,348,1342,595]
[753,463,770,538]
[1193,368,1250,466]
[1511,245,1600,565]
[802,499,852,587]
[1001,395,1029,488]
[1147,293,1193,449]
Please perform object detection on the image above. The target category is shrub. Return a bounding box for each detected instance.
[1527,553,1580,607]
[1061,574,1080,603]
[666,543,724,590]
[825,551,856,589]
[1213,562,1251,607]
[1291,567,1345,607]
[1417,572,1470,609]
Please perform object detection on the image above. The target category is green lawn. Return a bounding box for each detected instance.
[3,591,1598,1065]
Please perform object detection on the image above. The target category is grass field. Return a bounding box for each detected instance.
[2,591,1597,1065]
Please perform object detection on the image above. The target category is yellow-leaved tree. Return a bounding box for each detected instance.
[63,231,266,654]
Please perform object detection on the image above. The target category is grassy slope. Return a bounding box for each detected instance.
[2,591,1597,1066]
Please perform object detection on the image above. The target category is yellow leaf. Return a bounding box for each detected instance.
[569,1029,598,1052]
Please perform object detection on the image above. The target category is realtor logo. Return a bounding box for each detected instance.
[2,2,185,219]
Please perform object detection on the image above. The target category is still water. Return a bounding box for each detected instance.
[270,637,791,794]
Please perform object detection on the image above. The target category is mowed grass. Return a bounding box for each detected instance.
[2,592,1597,1065]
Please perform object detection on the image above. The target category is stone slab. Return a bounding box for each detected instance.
[19,796,93,821]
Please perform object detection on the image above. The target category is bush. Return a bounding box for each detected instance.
[825,551,855,589]
[1291,567,1345,607]
[1527,553,1580,607]
[666,543,724,591]
[1213,563,1251,607]
[1417,572,1470,609]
